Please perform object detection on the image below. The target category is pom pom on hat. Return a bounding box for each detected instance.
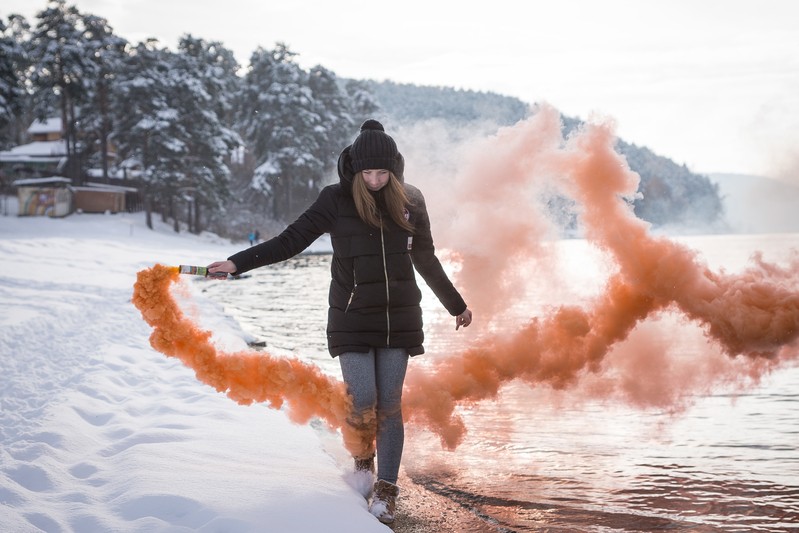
[360,119,385,132]
[350,119,401,175]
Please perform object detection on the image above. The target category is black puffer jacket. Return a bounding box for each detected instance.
[227,146,467,357]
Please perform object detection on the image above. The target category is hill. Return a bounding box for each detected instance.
[368,81,724,231]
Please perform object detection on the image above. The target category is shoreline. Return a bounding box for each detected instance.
[391,470,496,533]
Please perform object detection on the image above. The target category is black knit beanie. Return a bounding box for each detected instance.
[350,119,401,176]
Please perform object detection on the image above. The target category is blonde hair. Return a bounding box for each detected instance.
[352,172,413,232]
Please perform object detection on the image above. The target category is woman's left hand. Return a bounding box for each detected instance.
[456,308,473,330]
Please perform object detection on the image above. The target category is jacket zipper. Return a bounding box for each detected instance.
[345,269,357,313]
[379,216,390,346]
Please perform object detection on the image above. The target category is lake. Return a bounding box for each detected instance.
[199,232,799,532]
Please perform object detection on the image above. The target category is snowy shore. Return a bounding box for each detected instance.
[0,206,391,532]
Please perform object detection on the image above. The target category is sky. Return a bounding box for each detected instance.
[4,0,799,178]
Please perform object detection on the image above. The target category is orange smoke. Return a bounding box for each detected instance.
[131,264,373,458]
[403,106,799,449]
[132,107,799,456]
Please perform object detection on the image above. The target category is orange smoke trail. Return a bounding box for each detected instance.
[564,123,799,358]
[131,264,373,457]
[403,107,799,449]
[131,108,799,456]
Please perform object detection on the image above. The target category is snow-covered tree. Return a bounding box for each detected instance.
[344,78,381,126]
[28,0,98,183]
[177,34,239,126]
[77,13,127,180]
[236,43,327,221]
[0,16,28,150]
[308,65,355,184]
[174,35,241,232]
[113,38,239,233]
[112,40,181,229]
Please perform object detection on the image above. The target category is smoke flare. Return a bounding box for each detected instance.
[131,264,373,457]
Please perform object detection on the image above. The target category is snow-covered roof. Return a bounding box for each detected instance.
[27,117,62,135]
[84,181,139,193]
[0,140,67,162]
[11,177,71,187]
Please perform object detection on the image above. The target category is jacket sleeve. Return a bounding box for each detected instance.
[227,185,338,275]
[406,185,468,316]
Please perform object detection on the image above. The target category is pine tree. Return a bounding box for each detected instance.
[28,0,98,184]
[308,65,356,186]
[77,13,127,181]
[112,39,179,229]
[177,35,239,127]
[6,13,56,146]
[237,43,327,221]
[344,78,381,126]
[113,38,239,233]
[0,16,27,150]
[174,35,241,233]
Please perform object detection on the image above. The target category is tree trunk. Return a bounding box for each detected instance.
[66,93,81,185]
[193,199,201,234]
[186,197,193,233]
[144,194,153,230]
[173,194,180,232]
[98,79,109,181]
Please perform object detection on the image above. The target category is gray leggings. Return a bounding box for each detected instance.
[338,348,409,485]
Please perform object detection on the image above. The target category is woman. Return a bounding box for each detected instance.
[208,119,472,524]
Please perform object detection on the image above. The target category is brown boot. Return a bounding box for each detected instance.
[369,479,399,524]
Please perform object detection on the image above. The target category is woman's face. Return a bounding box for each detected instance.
[361,169,390,191]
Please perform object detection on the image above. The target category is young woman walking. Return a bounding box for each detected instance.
[208,119,472,524]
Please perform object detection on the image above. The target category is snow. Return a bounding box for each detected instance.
[0,199,387,533]
[0,140,67,159]
[9,177,71,187]
[26,117,62,135]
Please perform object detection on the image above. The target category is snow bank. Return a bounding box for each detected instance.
[0,203,387,532]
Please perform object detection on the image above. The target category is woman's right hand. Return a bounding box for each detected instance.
[207,260,237,275]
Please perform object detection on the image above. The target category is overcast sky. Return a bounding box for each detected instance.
[4,0,798,178]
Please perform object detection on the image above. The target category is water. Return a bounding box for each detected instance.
[199,233,799,532]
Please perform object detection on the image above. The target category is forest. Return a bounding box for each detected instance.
[0,0,724,238]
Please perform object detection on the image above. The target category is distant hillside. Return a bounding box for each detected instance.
[711,173,799,233]
[367,80,528,127]
[367,80,724,231]
[615,140,723,230]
